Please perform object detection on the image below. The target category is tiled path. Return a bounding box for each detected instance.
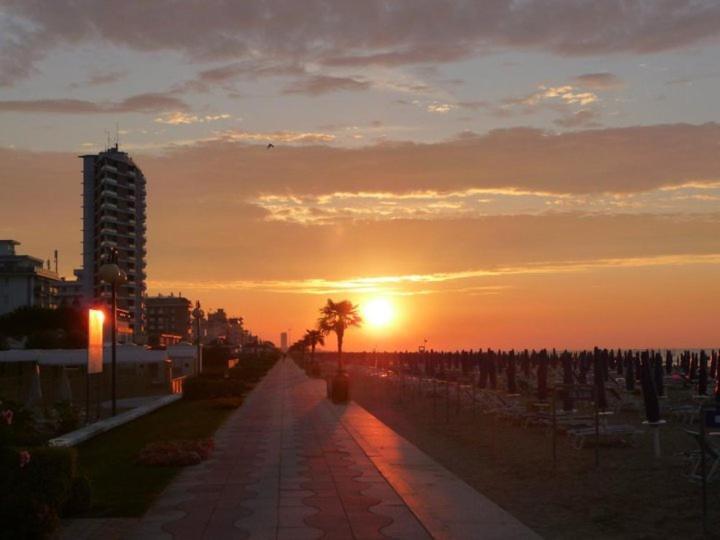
[130,358,539,539]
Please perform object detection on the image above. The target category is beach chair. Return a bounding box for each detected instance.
[681,430,720,483]
[566,423,642,449]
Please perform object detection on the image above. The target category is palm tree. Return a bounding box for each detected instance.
[304,329,324,367]
[318,299,362,373]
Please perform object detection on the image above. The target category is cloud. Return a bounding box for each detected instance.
[282,74,371,95]
[253,182,720,224]
[426,102,455,113]
[219,130,336,144]
[4,1,720,85]
[147,252,720,295]
[154,112,231,125]
[0,92,188,114]
[504,85,598,110]
[126,122,720,196]
[572,72,624,90]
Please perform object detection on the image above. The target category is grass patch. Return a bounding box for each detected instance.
[76,398,236,517]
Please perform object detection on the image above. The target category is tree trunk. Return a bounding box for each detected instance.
[337,329,344,372]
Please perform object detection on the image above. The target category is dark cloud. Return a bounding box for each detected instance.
[68,69,126,89]
[572,72,624,90]
[175,61,306,93]
[3,1,720,85]
[282,75,371,95]
[0,92,188,114]
[553,109,602,128]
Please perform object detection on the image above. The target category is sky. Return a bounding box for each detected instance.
[1,1,720,351]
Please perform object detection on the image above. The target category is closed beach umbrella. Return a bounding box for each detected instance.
[488,349,497,390]
[507,350,517,394]
[625,355,635,392]
[25,362,43,409]
[562,352,574,411]
[665,350,673,375]
[653,353,665,397]
[537,351,548,402]
[478,352,488,389]
[698,350,709,396]
[56,366,73,402]
[690,353,698,381]
[594,350,608,412]
[640,352,661,423]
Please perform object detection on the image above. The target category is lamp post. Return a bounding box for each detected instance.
[99,247,127,416]
[192,301,204,375]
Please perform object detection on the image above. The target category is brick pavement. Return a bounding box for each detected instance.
[129,358,539,539]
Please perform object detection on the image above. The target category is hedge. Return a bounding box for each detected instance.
[183,376,246,400]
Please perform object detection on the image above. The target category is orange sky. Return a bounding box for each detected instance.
[2,3,720,350]
[2,139,719,351]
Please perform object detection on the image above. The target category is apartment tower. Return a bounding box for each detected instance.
[81,144,147,340]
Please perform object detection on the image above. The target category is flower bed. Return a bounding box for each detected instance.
[135,438,214,467]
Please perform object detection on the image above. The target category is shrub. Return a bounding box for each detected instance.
[136,438,214,467]
[183,376,246,400]
[0,446,80,539]
[63,474,92,516]
[53,401,80,436]
[228,353,279,382]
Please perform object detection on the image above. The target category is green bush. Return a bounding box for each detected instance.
[183,376,246,400]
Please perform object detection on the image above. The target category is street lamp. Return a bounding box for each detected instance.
[192,301,204,375]
[99,247,127,416]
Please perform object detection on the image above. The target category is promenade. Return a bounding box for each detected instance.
[131,358,539,539]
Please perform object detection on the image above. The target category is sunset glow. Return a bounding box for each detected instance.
[362,298,395,328]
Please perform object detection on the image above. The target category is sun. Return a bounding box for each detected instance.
[363,298,395,327]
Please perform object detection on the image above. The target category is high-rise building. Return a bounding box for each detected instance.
[80,145,147,340]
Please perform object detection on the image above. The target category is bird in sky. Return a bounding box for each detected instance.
[267,143,275,149]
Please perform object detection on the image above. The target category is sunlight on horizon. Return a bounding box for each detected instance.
[362,297,395,328]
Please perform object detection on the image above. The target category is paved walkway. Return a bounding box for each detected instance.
[131,359,539,539]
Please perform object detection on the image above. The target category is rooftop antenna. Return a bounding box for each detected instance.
[105,129,111,151]
[115,121,120,150]
[54,250,58,274]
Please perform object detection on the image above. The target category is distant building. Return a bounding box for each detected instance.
[146,294,192,347]
[280,332,288,352]
[80,145,147,341]
[206,309,229,342]
[57,268,84,309]
[0,240,60,315]
[227,317,244,346]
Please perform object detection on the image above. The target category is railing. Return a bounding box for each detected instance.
[171,375,187,394]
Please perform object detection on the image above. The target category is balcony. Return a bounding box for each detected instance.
[101,164,117,173]
[102,177,118,186]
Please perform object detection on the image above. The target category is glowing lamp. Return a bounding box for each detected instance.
[88,309,104,374]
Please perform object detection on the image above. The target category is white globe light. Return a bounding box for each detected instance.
[99,263,121,283]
